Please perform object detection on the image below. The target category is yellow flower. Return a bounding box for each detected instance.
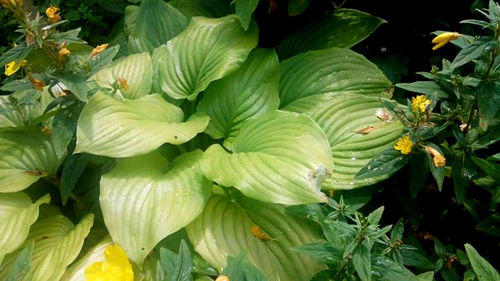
[411,95,431,113]
[85,244,134,281]
[46,5,61,24]
[90,43,109,58]
[4,59,26,76]
[216,276,230,281]
[394,135,413,155]
[432,32,459,50]
[424,146,446,167]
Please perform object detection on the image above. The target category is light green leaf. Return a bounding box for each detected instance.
[465,244,500,281]
[127,0,188,54]
[0,214,94,281]
[0,194,50,264]
[100,150,211,264]
[0,128,66,193]
[91,53,153,99]
[278,9,385,59]
[152,15,258,101]
[4,241,34,281]
[284,95,403,189]
[201,111,332,205]
[197,48,279,144]
[187,194,325,281]
[417,272,434,281]
[169,0,232,18]
[279,47,392,107]
[235,0,258,30]
[0,90,53,128]
[60,236,113,281]
[75,92,209,158]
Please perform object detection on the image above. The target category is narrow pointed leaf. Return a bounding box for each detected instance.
[75,93,209,158]
[0,194,50,264]
[152,15,258,100]
[91,53,153,99]
[279,47,392,107]
[186,195,325,281]
[285,95,403,189]
[0,128,66,192]
[201,111,332,205]
[278,9,385,59]
[127,0,188,54]
[0,214,94,281]
[197,48,279,143]
[100,150,211,264]
[465,244,500,281]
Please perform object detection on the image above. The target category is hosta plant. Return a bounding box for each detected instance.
[0,0,499,281]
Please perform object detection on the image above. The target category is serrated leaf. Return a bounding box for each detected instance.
[0,128,66,192]
[186,194,325,281]
[127,0,188,54]
[355,148,409,180]
[278,9,385,59]
[235,0,259,30]
[465,244,500,281]
[201,110,332,205]
[285,95,403,189]
[59,236,113,281]
[91,53,153,99]
[197,48,279,143]
[152,15,258,101]
[75,92,209,158]
[0,214,94,281]
[100,150,211,264]
[279,47,392,107]
[0,194,50,264]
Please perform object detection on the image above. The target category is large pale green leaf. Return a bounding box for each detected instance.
[279,47,392,107]
[0,214,94,281]
[197,48,279,144]
[285,94,403,189]
[100,150,211,264]
[152,15,258,101]
[0,128,66,193]
[91,53,153,99]
[75,92,209,158]
[169,0,232,18]
[0,193,50,264]
[187,194,325,281]
[201,110,332,205]
[278,9,385,59]
[127,0,188,54]
[60,236,113,281]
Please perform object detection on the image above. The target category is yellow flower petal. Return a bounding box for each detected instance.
[216,276,230,281]
[394,135,413,155]
[46,5,61,24]
[411,95,431,113]
[4,59,26,76]
[85,244,133,281]
[432,32,459,50]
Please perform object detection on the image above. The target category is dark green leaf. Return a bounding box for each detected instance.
[235,0,258,30]
[472,156,500,182]
[401,249,435,270]
[6,241,34,281]
[425,144,445,191]
[452,151,476,204]
[434,238,446,257]
[391,219,404,242]
[476,214,500,237]
[477,81,500,131]
[452,38,497,68]
[355,148,409,180]
[278,9,385,59]
[288,0,311,16]
[396,81,449,99]
[410,153,430,198]
[465,244,500,281]
[0,78,32,92]
[0,42,33,67]
[60,154,89,205]
[160,240,193,281]
[46,28,85,43]
[353,245,371,281]
[372,256,416,281]
[222,253,268,281]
